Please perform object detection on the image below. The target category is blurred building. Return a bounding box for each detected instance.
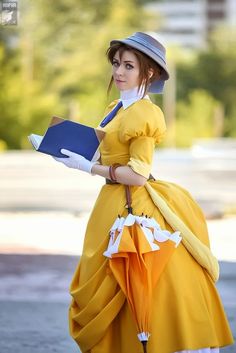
[146,0,236,49]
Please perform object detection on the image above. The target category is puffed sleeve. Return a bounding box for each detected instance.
[119,100,166,178]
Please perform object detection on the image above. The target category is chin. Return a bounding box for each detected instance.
[115,84,126,91]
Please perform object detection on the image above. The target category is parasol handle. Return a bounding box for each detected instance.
[142,340,148,353]
[125,185,133,214]
[124,174,155,215]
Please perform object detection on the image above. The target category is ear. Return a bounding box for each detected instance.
[148,68,154,79]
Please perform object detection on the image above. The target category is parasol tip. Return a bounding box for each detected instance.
[141,340,148,353]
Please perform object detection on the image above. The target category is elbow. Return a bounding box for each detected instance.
[130,168,148,186]
[134,175,147,186]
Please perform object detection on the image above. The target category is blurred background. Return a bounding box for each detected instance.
[0,0,236,352]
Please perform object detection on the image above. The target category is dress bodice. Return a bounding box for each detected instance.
[99,98,166,178]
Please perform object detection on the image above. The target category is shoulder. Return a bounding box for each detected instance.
[125,98,164,117]
[120,99,166,143]
[102,99,119,116]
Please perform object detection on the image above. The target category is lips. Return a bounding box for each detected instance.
[115,79,125,83]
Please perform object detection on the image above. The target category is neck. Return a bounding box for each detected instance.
[120,86,145,101]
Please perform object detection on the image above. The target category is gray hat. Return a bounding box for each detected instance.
[110,32,169,94]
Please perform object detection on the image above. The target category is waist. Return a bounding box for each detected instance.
[105,174,155,185]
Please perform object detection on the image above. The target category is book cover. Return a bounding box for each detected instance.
[28,116,105,161]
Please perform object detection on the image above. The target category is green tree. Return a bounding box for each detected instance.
[1,0,153,149]
[175,90,222,147]
[0,38,22,149]
[176,31,236,138]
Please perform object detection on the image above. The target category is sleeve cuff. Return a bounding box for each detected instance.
[127,158,151,178]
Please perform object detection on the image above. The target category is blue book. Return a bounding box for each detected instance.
[28,116,105,161]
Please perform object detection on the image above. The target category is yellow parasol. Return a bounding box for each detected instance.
[103,186,182,353]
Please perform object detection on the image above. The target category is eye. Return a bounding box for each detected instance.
[126,64,134,70]
[112,61,119,67]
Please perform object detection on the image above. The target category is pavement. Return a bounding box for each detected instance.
[0,254,79,353]
[0,254,235,353]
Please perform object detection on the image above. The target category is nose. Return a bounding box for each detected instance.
[115,64,124,76]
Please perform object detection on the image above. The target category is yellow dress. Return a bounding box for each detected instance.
[68,99,234,353]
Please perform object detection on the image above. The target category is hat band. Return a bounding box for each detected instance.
[128,36,166,65]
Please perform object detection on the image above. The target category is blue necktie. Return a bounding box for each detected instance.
[100,101,123,128]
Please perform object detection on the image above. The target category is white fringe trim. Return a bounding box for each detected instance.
[103,214,182,258]
[137,331,150,341]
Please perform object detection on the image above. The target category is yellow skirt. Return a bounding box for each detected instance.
[68,180,234,353]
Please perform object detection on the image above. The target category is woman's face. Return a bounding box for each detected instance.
[112,50,140,91]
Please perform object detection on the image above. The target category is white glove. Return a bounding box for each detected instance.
[54,149,99,174]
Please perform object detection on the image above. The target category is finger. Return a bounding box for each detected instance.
[61,148,75,157]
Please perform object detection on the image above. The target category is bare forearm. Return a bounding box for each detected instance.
[91,164,147,186]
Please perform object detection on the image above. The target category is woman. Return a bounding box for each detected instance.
[54,32,234,353]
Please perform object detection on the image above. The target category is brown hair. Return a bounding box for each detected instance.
[106,43,163,96]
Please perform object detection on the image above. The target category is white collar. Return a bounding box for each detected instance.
[120,86,150,110]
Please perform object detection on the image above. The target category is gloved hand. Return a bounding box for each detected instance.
[53,149,100,174]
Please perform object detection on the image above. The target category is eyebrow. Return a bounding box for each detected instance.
[113,58,135,63]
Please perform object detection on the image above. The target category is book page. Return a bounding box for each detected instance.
[28,134,44,150]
